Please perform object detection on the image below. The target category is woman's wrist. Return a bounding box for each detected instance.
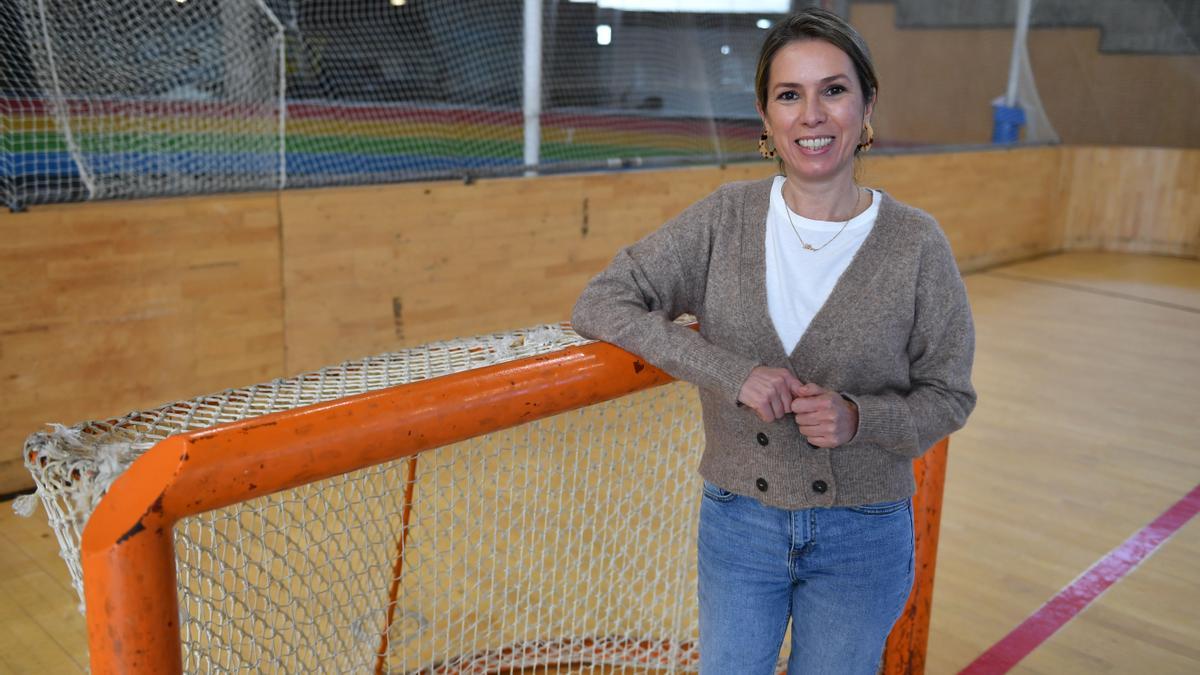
[840,393,860,443]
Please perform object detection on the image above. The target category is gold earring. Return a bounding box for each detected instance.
[758,130,776,159]
[858,121,875,153]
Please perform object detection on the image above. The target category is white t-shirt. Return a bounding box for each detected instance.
[765,175,880,355]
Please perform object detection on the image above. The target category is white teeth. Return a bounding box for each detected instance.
[795,137,833,150]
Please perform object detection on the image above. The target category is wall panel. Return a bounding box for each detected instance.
[280,148,1071,375]
[279,165,780,374]
[0,194,284,494]
[862,146,1068,270]
[1062,147,1200,257]
[3,146,1196,491]
[853,3,1200,148]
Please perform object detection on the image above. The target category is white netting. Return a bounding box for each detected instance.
[1010,35,1060,144]
[2,0,776,208]
[23,322,729,672]
[23,323,582,601]
[8,0,285,205]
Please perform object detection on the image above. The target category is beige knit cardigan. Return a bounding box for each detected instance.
[572,177,975,509]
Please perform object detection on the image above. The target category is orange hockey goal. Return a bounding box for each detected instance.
[22,323,947,673]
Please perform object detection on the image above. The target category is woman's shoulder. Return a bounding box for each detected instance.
[875,192,936,227]
[874,191,950,246]
[671,176,775,224]
[698,176,775,205]
[719,175,777,192]
[873,192,965,283]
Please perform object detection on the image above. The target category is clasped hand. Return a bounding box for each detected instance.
[737,366,858,448]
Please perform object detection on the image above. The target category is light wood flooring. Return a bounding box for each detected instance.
[2,252,1197,674]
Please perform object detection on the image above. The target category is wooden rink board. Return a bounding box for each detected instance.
[276,146,1073,375]
[3,145,1197,495]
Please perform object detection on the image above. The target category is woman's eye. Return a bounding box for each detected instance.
[825,85,847,96]
[777,90,798,101]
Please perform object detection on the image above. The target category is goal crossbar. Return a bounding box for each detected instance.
[79,336,947,674]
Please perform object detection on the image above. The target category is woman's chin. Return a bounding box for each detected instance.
[781,157,854,182]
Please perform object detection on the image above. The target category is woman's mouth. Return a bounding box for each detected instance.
[795,136,835,151]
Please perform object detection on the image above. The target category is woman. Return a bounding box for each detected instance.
[572,8,975,674]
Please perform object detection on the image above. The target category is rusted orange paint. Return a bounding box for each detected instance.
[81,339,949,674]
[375,456,419,675]
[881,438,950,675]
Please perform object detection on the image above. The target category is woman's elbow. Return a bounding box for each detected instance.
[570,297,602,340]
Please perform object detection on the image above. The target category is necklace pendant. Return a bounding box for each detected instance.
[782,185,860,254]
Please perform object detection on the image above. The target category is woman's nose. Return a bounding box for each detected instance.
[800,100,826,126]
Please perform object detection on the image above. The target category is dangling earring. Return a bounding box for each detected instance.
[857,121,875,153]
[758,129,776,159]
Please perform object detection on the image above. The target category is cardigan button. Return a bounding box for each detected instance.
[756,432,769,446]
[756,478,769,492]
[811,480,828,494]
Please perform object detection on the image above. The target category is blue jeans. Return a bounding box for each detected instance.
[698,481,915,675]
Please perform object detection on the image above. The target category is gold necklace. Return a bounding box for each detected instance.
[782,187,863,252]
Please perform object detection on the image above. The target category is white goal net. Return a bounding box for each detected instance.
[6,0,285,205]
[23,324,713,672]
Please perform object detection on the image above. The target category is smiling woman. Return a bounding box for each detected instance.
[758,40,872,196]
[754,10,878,217]
[572,7,975,674]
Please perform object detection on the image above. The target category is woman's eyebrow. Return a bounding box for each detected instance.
[773,74,851,89]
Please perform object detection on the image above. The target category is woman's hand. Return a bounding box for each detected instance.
[738,367,804,422]
[789,382,859,448]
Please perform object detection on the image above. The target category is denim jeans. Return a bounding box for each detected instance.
[697,481,915,675]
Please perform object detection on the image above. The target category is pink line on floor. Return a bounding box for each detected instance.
[959,482,1200,674]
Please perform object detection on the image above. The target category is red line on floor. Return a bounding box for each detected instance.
[959,482,1200,675]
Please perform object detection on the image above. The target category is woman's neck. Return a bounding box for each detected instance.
[781,176,864,222]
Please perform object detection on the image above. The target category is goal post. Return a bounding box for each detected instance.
[28,325,948,674]
[82,336,673,673]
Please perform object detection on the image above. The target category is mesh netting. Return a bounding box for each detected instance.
[7,0,285,206]
[23,322,731,672]
[2,0,774,208]
[5,1,1197,209]
[174,383,704,673]
[24,323,585,602]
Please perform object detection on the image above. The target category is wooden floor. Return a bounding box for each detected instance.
[928,252,1200,674]
[1,252,1197,674]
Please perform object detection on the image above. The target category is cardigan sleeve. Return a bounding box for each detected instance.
[572,185,760,405]
[843,225,977,458]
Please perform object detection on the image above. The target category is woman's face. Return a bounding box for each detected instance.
[757,39,873,185]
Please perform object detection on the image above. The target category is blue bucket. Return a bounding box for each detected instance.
[991,103,1027,144]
